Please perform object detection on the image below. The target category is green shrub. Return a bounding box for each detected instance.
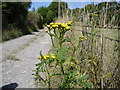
[2,28,22,41]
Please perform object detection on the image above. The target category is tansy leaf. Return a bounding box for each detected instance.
[85,81,93,86]
[65,36,71,42]
[77,74,89,80]
[49,33,55,36]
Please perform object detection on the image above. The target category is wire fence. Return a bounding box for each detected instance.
[81,25,120,88]
[82,30,120,42]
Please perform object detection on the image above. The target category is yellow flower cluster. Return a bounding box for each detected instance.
[52,24,58,28]
[47,25,52,29]
[65,26,71,30]
[47,23,59,29]
[79,36,87,41]
[38,53,56,60]
[47,21,72,30]
[61,23,67,28]
[67,21,72,26]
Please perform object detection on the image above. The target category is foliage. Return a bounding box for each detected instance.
[2,28,23,41]
[33,17,116,88]
[48,0,68,17]
[46,10,54,24]
[33,21,94,88]
[2,2,31,29]
[2,2,33,41]
[38,7,49,27]
[28,11,40,31]
[37,1,68,28]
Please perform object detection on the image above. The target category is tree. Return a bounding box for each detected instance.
[28,11,40,30]
[37,1,68,28]
[2,2,31,29]
[46,10,54,24]
[48,0,68,17]
[38,7,48,25]
[32,7,36,11]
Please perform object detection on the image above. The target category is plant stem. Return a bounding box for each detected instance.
[91,26,94,56]
[60,64,66,80]
[70,41,76,62]
[46,64,51,88]
[48,72,51,88]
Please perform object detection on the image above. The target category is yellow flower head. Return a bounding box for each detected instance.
[44,55,49,59]
[50,23,54,25]
[51,55,55,58]
[47,25,53,30]
[50,26,53,29]
[47,25,50,28]
[52,24,58,28]
[56,23,61,26]
[67,21,72,26]
[61,23,67,28]
[38,56,42,60]
[65,26,70,30]
[50,54,56,59]
[38,53,56,60]
[79,36,87,41]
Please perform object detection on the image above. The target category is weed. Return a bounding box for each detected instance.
[6,55,20,61]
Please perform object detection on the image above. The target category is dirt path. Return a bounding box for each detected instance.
[0,28,52,88]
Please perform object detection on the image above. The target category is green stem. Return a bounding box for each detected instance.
[59,39,62,48]
[54,28,58,38]
[70,41,76,62]
[91,25,94,56]
[59,32,64,48]
[70,41,76,50]
[46,64,51,88]
[48,72,51,88]
[60,64,66,80]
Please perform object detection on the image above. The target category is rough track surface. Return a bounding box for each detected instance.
[1,29,52,88]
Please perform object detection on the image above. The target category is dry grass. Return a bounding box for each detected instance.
[55,18,119,87]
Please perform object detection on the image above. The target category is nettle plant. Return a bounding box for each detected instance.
[33,21,93,88]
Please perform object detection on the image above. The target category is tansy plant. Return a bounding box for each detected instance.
[33,51,57,88]
[45,21,72,48]
[33,21,93,88]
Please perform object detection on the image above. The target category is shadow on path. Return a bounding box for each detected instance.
[1,83,18,90]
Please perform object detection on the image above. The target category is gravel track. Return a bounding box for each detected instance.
[0,29,52,88]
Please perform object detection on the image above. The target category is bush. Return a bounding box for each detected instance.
[28,11,40,31]
[2,28,23,41]
[38,7,48,25]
